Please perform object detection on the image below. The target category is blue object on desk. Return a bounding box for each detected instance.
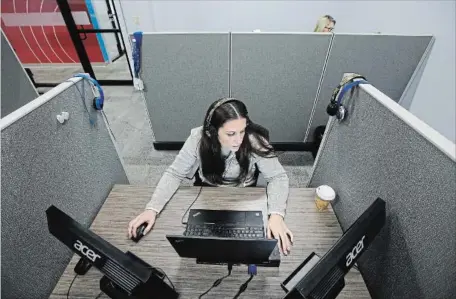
[248,264,257,275]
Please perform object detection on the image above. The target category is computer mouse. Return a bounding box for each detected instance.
[131,223,148,243]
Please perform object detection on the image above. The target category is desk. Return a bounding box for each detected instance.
[50,185,371,299]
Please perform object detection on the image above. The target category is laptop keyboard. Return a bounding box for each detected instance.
[184,224,265,239]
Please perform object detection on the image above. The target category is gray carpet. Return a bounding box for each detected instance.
[100,86,314,187]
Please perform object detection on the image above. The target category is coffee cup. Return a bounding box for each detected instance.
[315,185,336,211]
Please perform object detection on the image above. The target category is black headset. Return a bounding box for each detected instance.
[327,75,368,120]
[204,97,238,137]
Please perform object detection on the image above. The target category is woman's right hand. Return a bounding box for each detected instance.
[127,210,157,239]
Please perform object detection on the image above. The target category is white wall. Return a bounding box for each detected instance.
[408,3,455,143]
[115,0,456,142]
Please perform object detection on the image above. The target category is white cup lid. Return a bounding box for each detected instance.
[316,185,336,201]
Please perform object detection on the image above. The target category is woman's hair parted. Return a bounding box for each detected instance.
[199,98,275,185]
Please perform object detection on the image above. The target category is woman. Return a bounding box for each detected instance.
[128,98,294,255]
[314,15,336,32]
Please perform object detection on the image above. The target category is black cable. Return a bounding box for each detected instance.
[94,291,103,299]
[67,274,78,299]
[181,185,203,225]
[199,264,233,298]
[232,274,254,299]
[154,266,176,290]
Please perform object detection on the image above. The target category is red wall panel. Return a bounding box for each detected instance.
[1,0,104,64]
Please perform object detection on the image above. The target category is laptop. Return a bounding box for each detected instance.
[166,209,280,266]
[185,209,265,237]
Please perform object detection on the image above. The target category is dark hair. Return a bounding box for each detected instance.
[325,14,336,25]
[199,98,275,185]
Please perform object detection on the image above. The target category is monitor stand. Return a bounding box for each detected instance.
[196,258,237,266]
[99,252,179,299]
[281,252,345,299]
[74,257,92,275]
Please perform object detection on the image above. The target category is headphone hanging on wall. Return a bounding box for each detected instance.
[204,97,237,137]
[327,74,368,120]
[73,73,105,110]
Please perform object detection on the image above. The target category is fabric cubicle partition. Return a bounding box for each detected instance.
[308,83,456,299]
[230,32,331,143]
[306,33,434,142]
[1,78,129,299]
[140,33,230,143]
[1,30,39,118]
[139,32,433,150]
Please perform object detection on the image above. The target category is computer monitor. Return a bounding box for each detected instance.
[45,205,179,299]
[281,197,386,299]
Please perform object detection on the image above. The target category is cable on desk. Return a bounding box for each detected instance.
[94,291,104,299]
[231,264,256,299]
[181,186,203,225]
[232,275,254,299]
[199,263,233,298]
[154,266,176,290]
[67,274,78,299]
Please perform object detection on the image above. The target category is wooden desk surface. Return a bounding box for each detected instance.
[50,185,371,299]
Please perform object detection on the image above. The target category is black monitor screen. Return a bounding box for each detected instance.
[46,205,151,293]
[283,197,386,299]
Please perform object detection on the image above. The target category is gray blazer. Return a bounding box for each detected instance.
[145,126,289,217]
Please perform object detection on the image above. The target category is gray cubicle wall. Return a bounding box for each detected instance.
[306,33,434,142]
[1,78,129,299]
[398,36,435,110]
[140,33,432,146]
[230,33,331,142]
[308,84,456,299]
[1,30,39,118]
[140,33,230,142]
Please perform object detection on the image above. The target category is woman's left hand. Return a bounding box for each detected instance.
[267,214,294,255]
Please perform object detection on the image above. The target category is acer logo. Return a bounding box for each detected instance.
[345,235,366,267]
[74,240,101,262]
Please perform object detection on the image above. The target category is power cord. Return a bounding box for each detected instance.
[154,266,176,290]
[232,264,256,299]
[94,291,104,299]
[67,272,103,299]
[199,264,233,298]
[181,186,203,225]
[67,274,78,299]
